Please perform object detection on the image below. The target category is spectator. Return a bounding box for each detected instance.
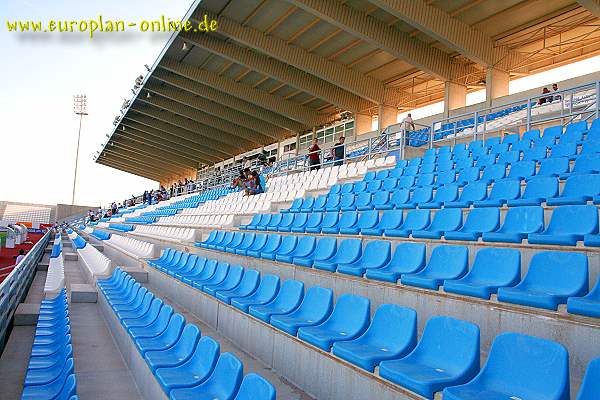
[538,87,551,105]
[331,136,346,166]
[403,113,416,131]
[142,190,148,204]
[169,184,174,197]
[232,169,246,189]
[15,249,26,265]
[552,83,561,101]
[242,157,252,170]
[308,137,321,170]
[244,171,264,196]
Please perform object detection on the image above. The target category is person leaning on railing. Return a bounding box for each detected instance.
[331,136,346,166]
[308,137,321,170]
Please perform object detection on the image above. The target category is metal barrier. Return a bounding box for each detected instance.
[0,229,51,354]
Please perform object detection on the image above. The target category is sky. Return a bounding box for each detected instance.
[2,0,600,209]
[0,0,193,208]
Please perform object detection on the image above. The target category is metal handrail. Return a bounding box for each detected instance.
[0,229,51,354]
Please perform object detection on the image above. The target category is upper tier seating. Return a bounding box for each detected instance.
[132,225,195,242]
[75,237,112,278]
[106,234,155,259]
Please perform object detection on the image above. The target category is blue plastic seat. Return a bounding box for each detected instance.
[241,234,267,256]
[522,146,548,162]
[240,215,262,230]
[297,294,370,351]
[443,248,521,299]
[435,170,457,187]
[498,251,588,310]
[412,208,463,239]
[536,157,569,177]
[443,333,569,400]
[338,193,356,211]
[522,129,541,142]
[337,240,391,276]
[562,154,600,178]
[311,195,328,212]
[379,316,480,399]
[563,120,587,143]
[347,210,378,234]
[397,187,433,209]
[365,242,426,283]
[497,150,519,166]
[234,374,276,400]
[401,245,468,290]
[567,276,600,318]
[134,313,185,355]
[328,184,341,195]
[215,269,260,304]
[416,173,435,187]
[457,167,481,186]
[436,160,454,173]
[230,275,280,313]
[355,192,373,210]
[155,336,220,393]
[299,213,323,233]
[512,140,532,155]
[473,179,520,207]
[250,234,280,258]
[480,164,506,184]
[444,207,500,241]
[204,265,244,296]
[322,211,357,234]
[363,172,376,182]
[266,214,284,231]
[274,213,294,232]
[332,305,417,372]
[528,205,598,245]
[198,231,221,248]
[213,232,235,251]
[503,133,521,147]
[546,174,600,206]
[385,209,430,237]
[366,180,383,193]
[299,197,314,213]
[419,184,459,209]
[403,166,419,177]
[124,301,168,334]
[170,353,243,400]
[507,160,536,180]
[353,181,368,193]
[312,212,338,234]
[376,169,391,180]
[550,142,578,160]
[577,357,600,400]
[409,157,423,167]
[248,280,304,322]
[145,324,200,371]
[390,167,404,178]
[362,210,403,236]
[313,238,362,272]
[276,235,316,263]
[444,181,487,208]
[288,213,310,232]
[398,176,415,188]
[475,154,497,168]
[382,178,398,192]
[370,191,389,210]
[324,194,341,212]
[341,183,354,194]
[282,198,302,213]
[580,140,600,155]
[270,286,334,335]
[455,157,473,170]
[508,176,558,206]
[387,188,410,208]
[194,262,230,291]
[21,372,76,400]
[482,206,544,243]
[231,233,255,255]
[262,235,296,260]
[294,237,336,267]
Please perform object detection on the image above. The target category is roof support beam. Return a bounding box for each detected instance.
[159,58,323,126]
[114,124,217,164]
[367,0,524,70]
[144,80,285,141]
[285,0,470,80]
[179,31,374,112]
[577,0,600,18]
[192,9,405,104]
[109,137,200,169]
[121,117,227,161]
[97,159,165,182]
[129,106,241,156]
[138,96,267,147]
[106,143,196,172]
[151,69,304,133]
[100,151,182,178]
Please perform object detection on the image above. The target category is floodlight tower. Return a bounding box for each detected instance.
[72,95,88,205]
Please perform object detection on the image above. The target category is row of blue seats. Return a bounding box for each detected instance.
[156,187,238,211]
[97,268,276,400]
[50,241,62,258]
[287,175,600,213]
[147,250,599,400]
[90,229,111,241]
[108,223,134,232]
[195,234,599,315]
[373,150,600,180]
[249,205,600,246]
[21,289,78,400]
[125,216,156,224]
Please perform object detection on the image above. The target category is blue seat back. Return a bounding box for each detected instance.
[355,192,372,208]
[522,147,547,162]
[458,181,487,202]
[305,213,323,229]
[262,235,282,253]
[550,142,577,158]
[313,195,328,211]
[340,193,356,209]
[267,280,304,309]
[378,210,403,229]
[235,374,276,400]
[524,251,588,295]
[458,167,481,184]
[291,213,309,228]
[546,205,598,235]
[276,236,298,255]
[522,129,540,142]
[207,353,244,398]
[398,176,415,188]
[482,164,506,182]
[427,208,462,231]
[313,237,337,261]
[507,160,536,180]
[497,150,519,165]
[468,248,521,284]
[462,207,500,232]
[300,197,315,212]
[572,154,600,174]
[426,245,468,276]
[488,179,520,200]
[325,195,341,209]
[411,187,433,204]
[578,358,600,400]
[323,294,370,333]
[416,173,435,186]
[390,189,410,207]
[401,210,430,230]
[522,176,558,199]
[333,239,362,263]
[321,212,339,229]
[292,236,317,258]
[357,210,379,228]
[561,174,600,198]
[382,178,398,191]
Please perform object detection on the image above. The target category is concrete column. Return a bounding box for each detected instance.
[486,68,510,106]
[378,104,398,132]
[295,132,300,154]
[444,81,467,116]
[355,113,372,136]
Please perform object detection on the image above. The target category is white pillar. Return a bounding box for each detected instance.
[486,68,510,106]
[378,104,398,132]
[444,81,467,116]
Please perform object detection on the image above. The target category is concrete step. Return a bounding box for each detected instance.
[70,284,97,303]
[122,267,148,283]
[13,303,40,326]
[92,244,104,252]
[37,262,49,271]
[64,252,78,261]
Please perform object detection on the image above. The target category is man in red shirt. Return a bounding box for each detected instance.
[308,137,321,170]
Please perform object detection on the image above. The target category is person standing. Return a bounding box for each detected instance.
[403,113,416,131]
[308,137,321,170]
[331,136,346,166]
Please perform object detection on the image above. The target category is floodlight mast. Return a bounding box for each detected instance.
[72,94,88,205]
